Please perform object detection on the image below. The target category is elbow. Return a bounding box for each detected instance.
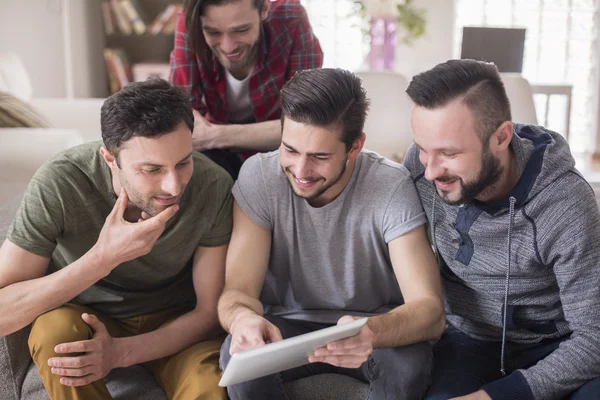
[431,303,447,340]
[421,297,446,342]
[0,318,24,338]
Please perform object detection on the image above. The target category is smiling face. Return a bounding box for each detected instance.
[411,99,503,205]
[200,0,269,79]
[279,117,363,207]
[101,121,194,217]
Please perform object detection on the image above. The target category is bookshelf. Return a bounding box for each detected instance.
[101,0,183,93]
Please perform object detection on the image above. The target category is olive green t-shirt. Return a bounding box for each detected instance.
[7,141,233,318]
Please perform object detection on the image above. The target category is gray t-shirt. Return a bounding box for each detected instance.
[232,150,426,323]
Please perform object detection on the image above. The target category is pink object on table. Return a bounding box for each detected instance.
[369,18,397,70]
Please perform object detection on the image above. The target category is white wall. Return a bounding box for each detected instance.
[0,0,107,98]
[395,0,456,79]
[0,0,67,97]
[69,0,108,98]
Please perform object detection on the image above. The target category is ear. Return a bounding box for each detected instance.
[99,147,119,170]
[491,121,513,152]
[260,0,270,21]
[348,132,366,161]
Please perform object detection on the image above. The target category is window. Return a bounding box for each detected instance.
[455,0,599,152]
[300,0,368,70]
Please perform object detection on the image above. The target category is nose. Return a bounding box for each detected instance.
[294,156,311,179]
[220,34,237,54]
[424,154,445,182]
[160,170,180,196]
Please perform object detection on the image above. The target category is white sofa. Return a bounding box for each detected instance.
[0,53,104,199]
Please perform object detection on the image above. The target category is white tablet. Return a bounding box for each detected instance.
[219,317,368,387]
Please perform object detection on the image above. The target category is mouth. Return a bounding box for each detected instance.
[435,179,458,191]
[154,196,178,206]
[222,49,244,61]
[292,175,320,189]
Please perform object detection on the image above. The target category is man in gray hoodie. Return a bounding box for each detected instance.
[403,59,600,400]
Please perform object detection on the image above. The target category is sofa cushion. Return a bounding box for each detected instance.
[0,92,49,128]
[286,373,369,400]
[0,53,33,102]
[0,194,27,400]
[0,193,22,242]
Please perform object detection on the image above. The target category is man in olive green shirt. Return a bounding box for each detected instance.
[0,79,232,399]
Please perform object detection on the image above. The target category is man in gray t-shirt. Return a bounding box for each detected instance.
[218,68,445,400]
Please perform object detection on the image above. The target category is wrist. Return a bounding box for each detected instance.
[86,246,118,277]
[113,337,131,368]
[215,124,238,149]
[228,308,258,333]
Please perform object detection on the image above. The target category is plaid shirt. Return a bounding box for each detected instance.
[169,0,323,125]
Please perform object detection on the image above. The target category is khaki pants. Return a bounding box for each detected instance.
[28,303,226,400]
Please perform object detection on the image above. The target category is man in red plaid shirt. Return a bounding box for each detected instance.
[169,0,323,178]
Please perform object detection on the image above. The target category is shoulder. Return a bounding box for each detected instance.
[357,150,413,187]
[189,152,234,195]
[31,141,104,193]
[528,170,597,219]
[402,144,426,180]
[238,150,282,184]
[267,0,308,23]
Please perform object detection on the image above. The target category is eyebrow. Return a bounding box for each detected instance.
[281,141,334,157]
[135,152,193,168]
[413,141,461,153]
[203,23,252,32]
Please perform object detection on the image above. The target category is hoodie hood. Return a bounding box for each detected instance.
[476,123,575,215]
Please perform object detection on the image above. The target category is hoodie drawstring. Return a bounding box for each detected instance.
[500,196,516,376]
[430,195,439,263]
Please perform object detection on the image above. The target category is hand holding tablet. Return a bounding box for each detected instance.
[219,317,369,387]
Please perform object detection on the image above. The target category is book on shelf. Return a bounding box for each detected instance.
[110,0,133,35]
[101,1,115,35]
[103,48,134,94]
[104,0,150,36]
[120,0,147,35]
[148,4,183,35]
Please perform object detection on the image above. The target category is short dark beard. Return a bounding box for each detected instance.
[286,157,348,204]
[214,31,261,78]
[118,170,185,217]
[439,148,503,206]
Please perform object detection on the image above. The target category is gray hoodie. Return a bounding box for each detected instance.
[404,124,600,399]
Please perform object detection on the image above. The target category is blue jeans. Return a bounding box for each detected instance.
[220,315,433,400]
[425,325,600,399]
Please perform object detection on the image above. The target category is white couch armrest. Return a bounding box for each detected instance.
[0,128,84,201]
[29,98,105,143]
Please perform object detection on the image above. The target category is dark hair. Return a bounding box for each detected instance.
[280,68,370,151]
[184,0,265,58]
[406,59,512,144]
[100,79,194,158]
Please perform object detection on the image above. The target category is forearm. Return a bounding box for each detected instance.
[216,120,281,151]
[116,307,222,367]
[0,250,110,336]
[217,288,264,333]
[368,296,445,348]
